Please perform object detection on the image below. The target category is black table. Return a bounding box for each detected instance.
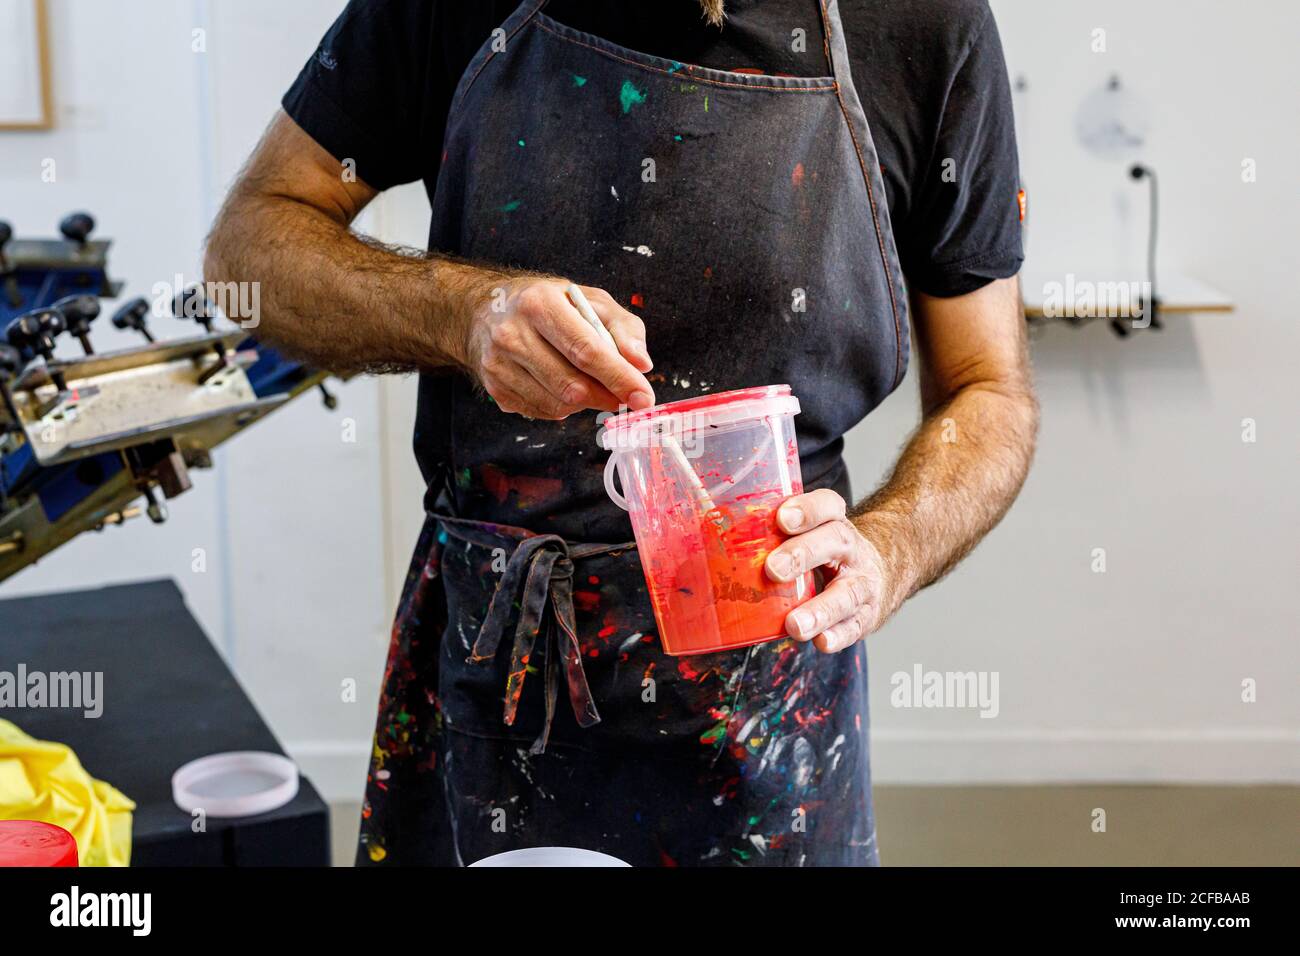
[0,579,330,865]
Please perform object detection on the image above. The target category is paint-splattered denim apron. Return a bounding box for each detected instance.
[358,0,908,866]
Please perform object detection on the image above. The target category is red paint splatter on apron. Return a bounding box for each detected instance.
[479,464,563,509]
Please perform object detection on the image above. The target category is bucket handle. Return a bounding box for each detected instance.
[603,451,629,511]
[602,427,782,513]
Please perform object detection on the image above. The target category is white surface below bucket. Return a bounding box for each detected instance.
[468,847,631,867]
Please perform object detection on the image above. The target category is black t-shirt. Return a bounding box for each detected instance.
[283,0,1022,297]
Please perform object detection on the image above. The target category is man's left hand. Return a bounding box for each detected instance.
[764,488,894,653]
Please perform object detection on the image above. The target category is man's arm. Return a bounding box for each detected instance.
[204,111,655,416]
[855,275,1038,610]
[764,276,1038,651]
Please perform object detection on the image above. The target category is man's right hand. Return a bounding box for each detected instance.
[463,277,656,419]
[204,112,655,418]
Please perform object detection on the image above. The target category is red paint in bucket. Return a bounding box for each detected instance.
[600,385,815,655]
[646,490,811,654]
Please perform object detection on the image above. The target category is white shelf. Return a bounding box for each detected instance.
[1021,272,1234,319]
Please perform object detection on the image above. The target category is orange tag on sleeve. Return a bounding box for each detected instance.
[1017,189,1027,222]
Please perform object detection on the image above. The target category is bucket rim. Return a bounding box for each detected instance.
[597,384,797,448]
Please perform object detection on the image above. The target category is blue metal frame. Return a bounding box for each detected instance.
[2,246,324,525]
[2,265,114,326]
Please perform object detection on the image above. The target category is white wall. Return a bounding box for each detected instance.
[857,0,1299,782]
[2,0,1295,802]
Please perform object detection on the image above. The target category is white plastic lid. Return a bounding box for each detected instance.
[598,384,800,450]
[171,751,299,819]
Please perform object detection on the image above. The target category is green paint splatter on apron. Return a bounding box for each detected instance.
[619,80,647,114]
[699,719,728,746]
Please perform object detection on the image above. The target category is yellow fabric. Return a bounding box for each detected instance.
[0,719,134,867]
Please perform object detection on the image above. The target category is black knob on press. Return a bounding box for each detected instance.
[6,308,67,390]
[172,285,217,333]
[6,308,65,360]
[0,343,24,432]
[0,343,21,379]
[52,294,101,355]
[111,297,155,342]
[172,286,229,376]
[59,212,95,247]
[0,221,19,310]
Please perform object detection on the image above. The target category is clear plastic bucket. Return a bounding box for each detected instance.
[598,385,815,655]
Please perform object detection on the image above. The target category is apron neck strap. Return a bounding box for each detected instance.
[816,0,853,90]
[511,0,550,24]
[513,1,849,88]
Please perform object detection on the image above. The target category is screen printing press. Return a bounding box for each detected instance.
[0,214,337,865]
[0,212,338,580]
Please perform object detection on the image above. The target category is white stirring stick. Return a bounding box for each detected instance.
[653,420,720,518]
[566,282,618,351]
[567,282,718,518]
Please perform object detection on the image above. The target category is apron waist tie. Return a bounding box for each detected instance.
[435,514,634,754]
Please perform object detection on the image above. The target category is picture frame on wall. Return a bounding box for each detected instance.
[0,0,53,130]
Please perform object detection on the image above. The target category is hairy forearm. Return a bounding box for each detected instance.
[850,378,1038,615]
[203,190,503,375]
[202,108,655,420]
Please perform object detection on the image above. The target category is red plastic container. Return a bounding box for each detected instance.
[599,385,815,655]
[0,821,79,867]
